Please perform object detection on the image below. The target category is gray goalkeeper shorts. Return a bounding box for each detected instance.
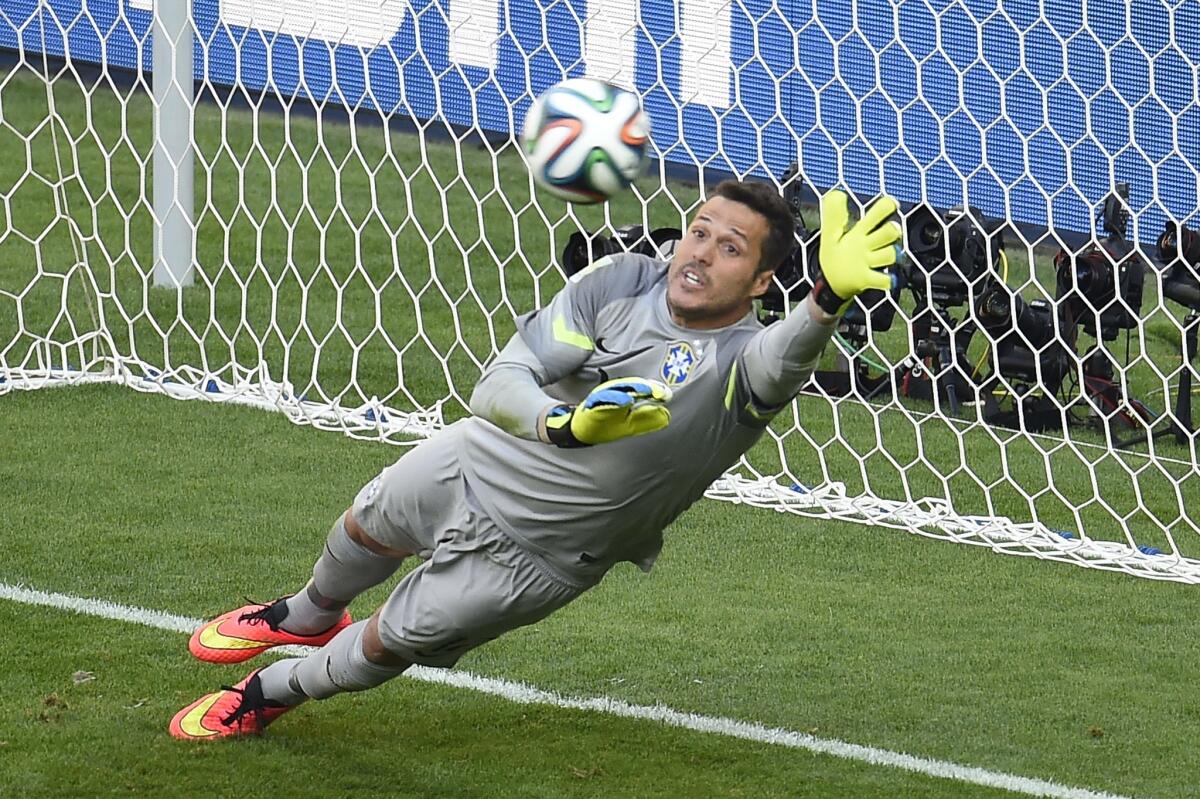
[350,423,588,668]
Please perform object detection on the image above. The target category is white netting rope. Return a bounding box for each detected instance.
[2,1,1199,582]
[6,358,1199,583]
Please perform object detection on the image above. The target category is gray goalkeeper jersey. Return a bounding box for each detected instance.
[458,253,831,585]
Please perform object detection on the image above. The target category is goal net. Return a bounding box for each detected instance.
[2,0,1197,580]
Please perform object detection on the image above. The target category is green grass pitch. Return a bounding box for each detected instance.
[2,63,1200,797]
[4,386,1200,798]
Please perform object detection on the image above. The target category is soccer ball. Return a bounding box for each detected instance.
[521,78,650,204]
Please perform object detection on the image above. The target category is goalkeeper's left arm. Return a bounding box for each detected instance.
[469,335,671,447]
[470,253,673,447]
[469,333,570,442]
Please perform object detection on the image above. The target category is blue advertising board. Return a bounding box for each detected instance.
[2,0,1197,240]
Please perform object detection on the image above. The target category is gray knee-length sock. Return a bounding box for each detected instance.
[257,620,407,704]
[281,516,403,635]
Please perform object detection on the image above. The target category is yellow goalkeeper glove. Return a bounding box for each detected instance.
[810,190,903,316]
[545,377,672,448]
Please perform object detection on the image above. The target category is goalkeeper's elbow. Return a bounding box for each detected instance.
[467,371,496,419]
[468,368,547,440]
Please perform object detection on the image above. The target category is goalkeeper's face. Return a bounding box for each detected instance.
[667,196,775,330]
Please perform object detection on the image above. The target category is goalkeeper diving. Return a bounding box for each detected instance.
[169,180,902,739]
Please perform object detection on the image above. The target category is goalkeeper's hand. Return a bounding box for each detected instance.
[544,377,672,448]
[811,190,903,316]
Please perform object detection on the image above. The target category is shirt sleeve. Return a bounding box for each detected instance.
[469,256,619,440]
[468,334,564,440]
[513,256,615,382]
[739,299,837,410]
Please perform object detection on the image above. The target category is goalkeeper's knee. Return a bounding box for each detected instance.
[311,515,405,604]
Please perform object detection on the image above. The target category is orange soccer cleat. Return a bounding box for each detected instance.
[169,669,294,741]
[188,598,351,664]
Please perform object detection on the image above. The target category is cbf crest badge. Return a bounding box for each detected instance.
[661,341,698,386]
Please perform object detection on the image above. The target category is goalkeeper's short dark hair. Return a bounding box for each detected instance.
[711,179,796,274]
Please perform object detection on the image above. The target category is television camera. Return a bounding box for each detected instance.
[1044,184,1158,434]
[1053,183,1146,342]
[1113,219,1200,447]
[897,203,1004,414]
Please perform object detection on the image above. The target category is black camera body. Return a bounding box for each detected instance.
[976,283,1058,350]
[1054,184,1147,340]
[1156,221,1200,310]
[560,224,682,278]
[894,203,1004,409]
[974,282,1072,391]
[904,204,1002,309]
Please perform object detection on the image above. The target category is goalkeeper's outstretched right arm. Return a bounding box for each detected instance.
[742,190,901,406]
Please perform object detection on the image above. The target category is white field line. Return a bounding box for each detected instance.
[1,582,1131,799]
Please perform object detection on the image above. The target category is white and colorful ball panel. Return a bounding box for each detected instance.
[520,78,650,204]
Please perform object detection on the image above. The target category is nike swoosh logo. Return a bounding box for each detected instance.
[177,693,224,738]
[595,337,615,354]
[197,621,267,651]
[594,342,655,361]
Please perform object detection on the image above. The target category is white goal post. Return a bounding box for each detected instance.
[2,0,1198,581]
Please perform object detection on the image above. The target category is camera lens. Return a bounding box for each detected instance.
[977,285,1010,327]
[1075,260,1094,291]
[919,221,943,247]
[1065,249,1113,299]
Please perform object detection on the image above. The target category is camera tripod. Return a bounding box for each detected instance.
[806,326,895,400]
[1116,310,1198,448]
[895,305,979,416]
[977,367,1068,434]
